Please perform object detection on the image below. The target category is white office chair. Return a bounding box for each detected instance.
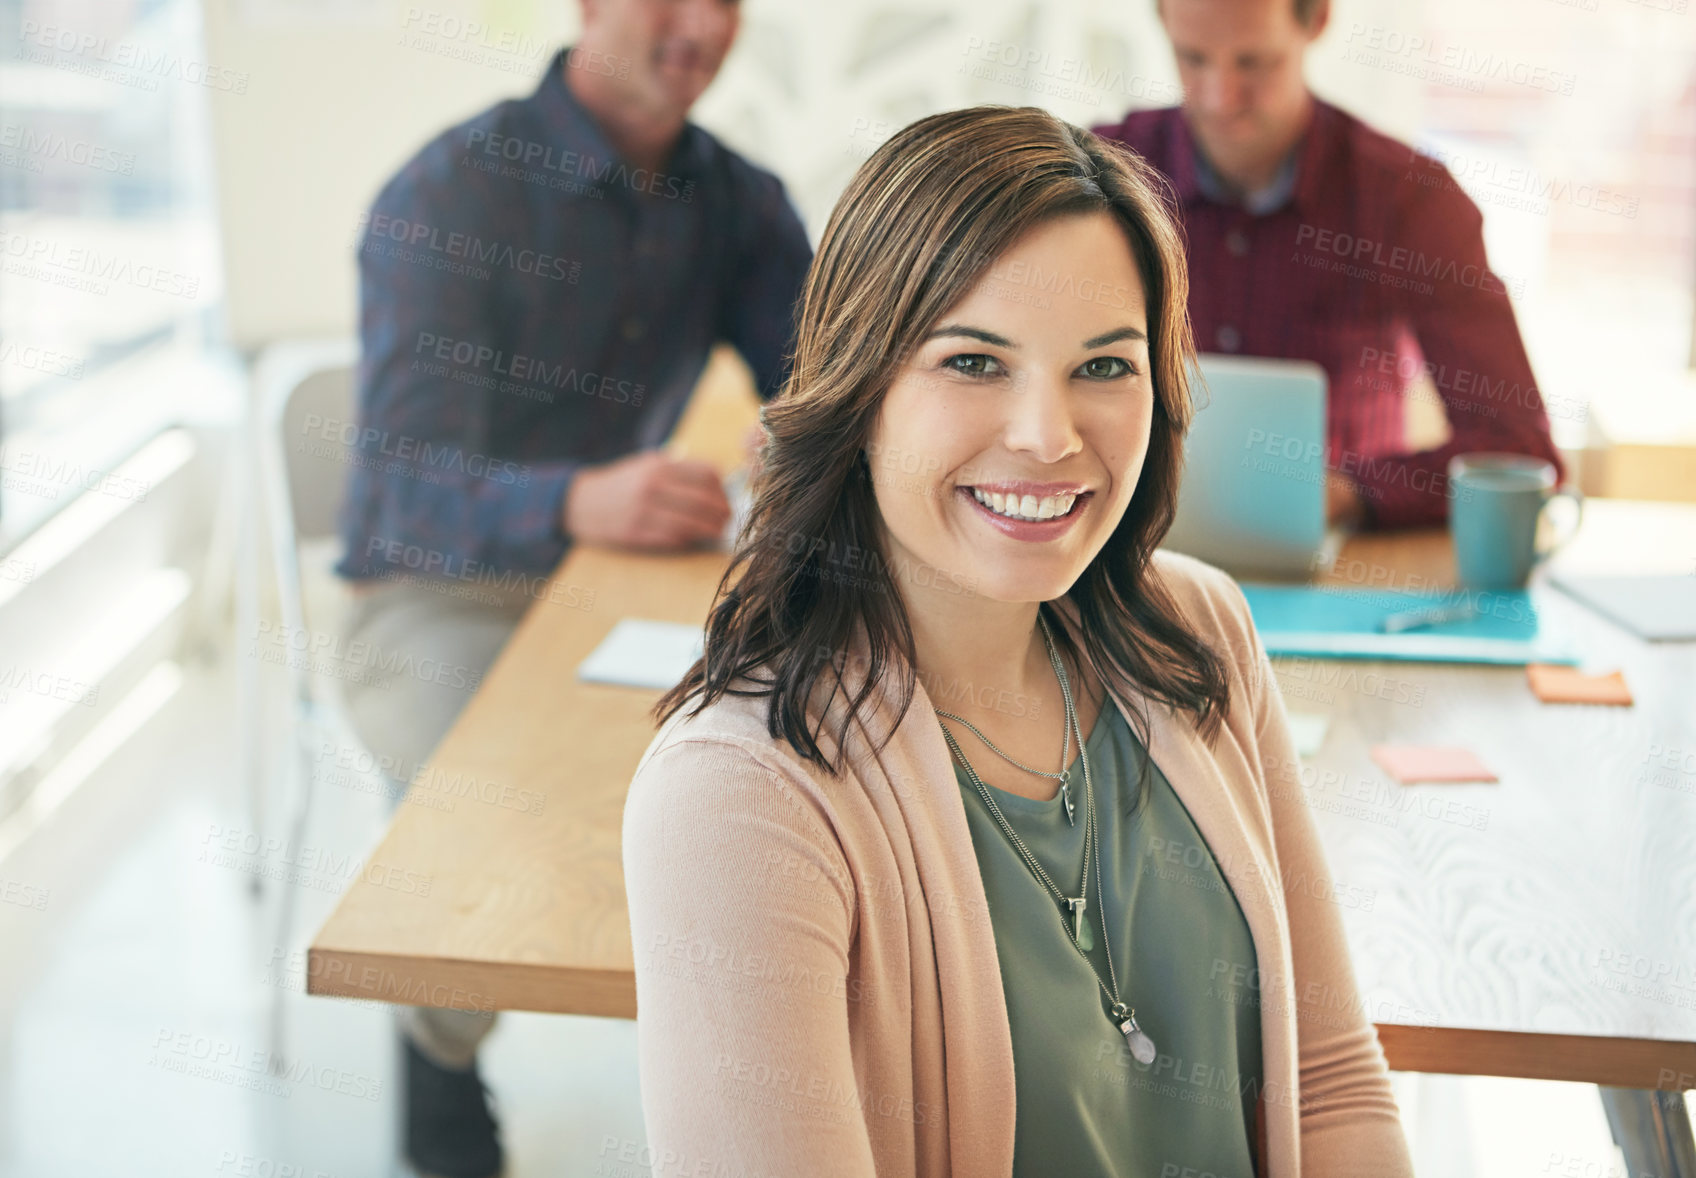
[250,337,365,1061]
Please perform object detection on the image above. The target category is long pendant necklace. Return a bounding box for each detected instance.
[935,693,1076,825]
[936,613,1159,1066]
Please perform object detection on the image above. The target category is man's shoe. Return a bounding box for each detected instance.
[402,1038,504,1178]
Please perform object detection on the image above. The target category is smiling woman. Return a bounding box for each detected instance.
[662,105,1230,774]
[625,105,1414,1178]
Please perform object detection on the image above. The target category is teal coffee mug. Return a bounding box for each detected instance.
[1447,453,1583,589]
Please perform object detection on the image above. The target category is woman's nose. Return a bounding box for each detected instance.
[1001,372,1083,465]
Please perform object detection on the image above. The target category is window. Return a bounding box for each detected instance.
[0,0,224,544]
[1381,0,1696,450]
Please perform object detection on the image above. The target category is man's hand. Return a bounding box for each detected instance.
[563,451,732,550]
[741,423,768,480]
[1325,470,1366,529]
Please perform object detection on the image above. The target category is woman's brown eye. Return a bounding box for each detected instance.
[948,354,998,377]
[1081,357,1132,379]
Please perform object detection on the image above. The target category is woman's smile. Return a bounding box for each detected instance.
[958,483,1095,541]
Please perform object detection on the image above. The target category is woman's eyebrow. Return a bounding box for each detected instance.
[922,324,1149,348]
[1083,326,1148,347]
[924,324,1015,348]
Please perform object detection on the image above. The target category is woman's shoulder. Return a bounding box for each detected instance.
[627,683,854,846]
[1147,548,1256,642]
[634,687,801,794]
[622,686,861,933]
[1142,548,1271,715]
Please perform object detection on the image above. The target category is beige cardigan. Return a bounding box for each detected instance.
[623,550,1414,1177]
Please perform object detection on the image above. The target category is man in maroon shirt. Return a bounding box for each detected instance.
[1094,0,1566,529]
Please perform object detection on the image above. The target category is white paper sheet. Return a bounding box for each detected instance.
[577,619,705,690]
[1285,711,1331,759]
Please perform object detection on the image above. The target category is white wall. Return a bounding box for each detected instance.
[200,0,578,348]
[200,0,1423,351]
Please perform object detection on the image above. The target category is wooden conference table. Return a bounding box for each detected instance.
[309,377,1696,1109]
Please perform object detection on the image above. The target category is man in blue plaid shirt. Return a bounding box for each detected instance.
[333,4,811,1173]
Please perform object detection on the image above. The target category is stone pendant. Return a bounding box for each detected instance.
[1119,1015,1157,1065]
[1064,897,1092,952]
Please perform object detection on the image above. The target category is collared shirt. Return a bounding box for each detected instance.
[336,48,812,580]
[1094,99,1565,529]
[1191,141,1299,216]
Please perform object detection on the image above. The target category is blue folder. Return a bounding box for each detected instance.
[1239,583,1578,665]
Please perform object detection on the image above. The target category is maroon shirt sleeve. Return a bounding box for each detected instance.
[1347,169,1566,529]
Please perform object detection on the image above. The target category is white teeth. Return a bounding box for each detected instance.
[969,487,1078,522]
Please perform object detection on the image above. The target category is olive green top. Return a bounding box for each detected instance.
[952,698,1263,1178]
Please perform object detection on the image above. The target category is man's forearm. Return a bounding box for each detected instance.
[1336,447,1454,531]
[349,459,577,579]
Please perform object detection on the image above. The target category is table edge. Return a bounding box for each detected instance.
[1377,1023,1696,1089]
[304,944,1696,1089]
[305,946,638,1021]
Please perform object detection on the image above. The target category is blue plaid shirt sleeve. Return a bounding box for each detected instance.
[720,172,812,401]
[348,171,578,576]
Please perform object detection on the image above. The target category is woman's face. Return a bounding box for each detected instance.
[866,211,1156,606]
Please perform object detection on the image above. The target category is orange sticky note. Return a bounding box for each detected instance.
[1370,744,1499,785]
[1526,663,1633,706]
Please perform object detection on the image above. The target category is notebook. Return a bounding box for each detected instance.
[1239,583,1577,665]
[1547,573,1696,642]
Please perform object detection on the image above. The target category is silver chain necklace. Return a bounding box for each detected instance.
[934,693,1076,826]
[935,613,1158,1066]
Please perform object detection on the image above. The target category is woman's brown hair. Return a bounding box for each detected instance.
[656,105,1231,778]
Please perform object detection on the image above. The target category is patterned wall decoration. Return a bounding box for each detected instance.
[688,1,1181,235]
[684,0,1413,237]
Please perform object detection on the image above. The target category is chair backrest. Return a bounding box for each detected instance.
[253,339,359,670]
[283,366,358,539]
[257,339,360,544]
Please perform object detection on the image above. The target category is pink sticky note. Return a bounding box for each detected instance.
[1370,744,1499,785]
[1526,663,1634,706]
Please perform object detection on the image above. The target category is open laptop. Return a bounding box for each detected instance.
[1160,353,1339,581]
